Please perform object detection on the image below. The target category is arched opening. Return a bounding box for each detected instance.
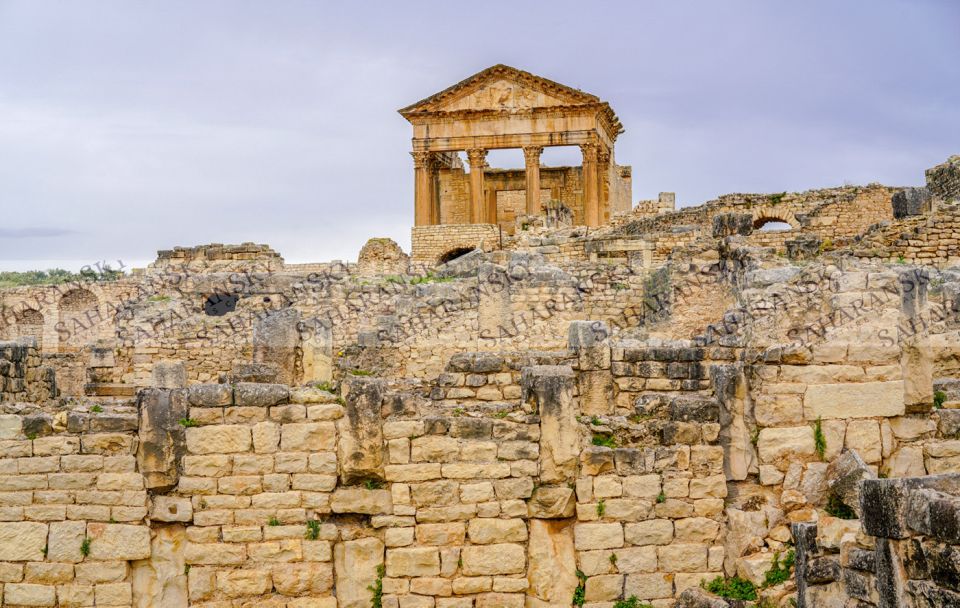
[438,248,475,265]
[203,293,239,316]
[754,218,793,231]
[58,288,100,350]
[17,309,44,345]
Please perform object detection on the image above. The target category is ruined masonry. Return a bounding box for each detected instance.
[1,65,960,607]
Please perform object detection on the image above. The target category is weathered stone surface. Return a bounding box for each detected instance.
[386,547,441,577]
[86,523,151,560]
[185,425,251,454]
[467,518,527,544]
[338,376,385,484]
[526,519,577,605]
[234,382,290,407]
[150,496,193,523]
[461,543,526,575]
[46,520,86,563]
[130,524,187,608]
[523,366,578,483]
[253,308,300,385]
[527,486,576,518]
[757,426,815,465]
[333,537,384,608]
[804,381,905,419]
[330,488,392,515]
[827,449,874,518]
[137,388,188,490]
[0,522,48,561]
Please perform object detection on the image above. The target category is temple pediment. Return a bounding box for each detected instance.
[399,64,600,116]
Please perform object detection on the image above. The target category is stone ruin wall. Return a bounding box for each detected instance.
[4,156,960,607]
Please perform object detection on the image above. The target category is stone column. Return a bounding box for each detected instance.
[412,151,435,226]
[580,143,599,226]
[598,146,611,224]
[523,145,543,216]
[466,148,488,224]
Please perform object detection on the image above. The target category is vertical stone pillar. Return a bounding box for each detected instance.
[568,321,613,416]
[580,143,599,226]
[466,148,488,224]
[598,146,611,224]
[412,151,435,226]
[522,365,578,483]
[523,145,543,216]
[253,308,301,385]
[137,388,188,491]
[337,376,385,484]
[485,188,498,227]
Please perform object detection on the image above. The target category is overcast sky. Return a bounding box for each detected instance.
[1,1,957,271]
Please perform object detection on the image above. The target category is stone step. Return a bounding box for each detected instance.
[83,382,137,397]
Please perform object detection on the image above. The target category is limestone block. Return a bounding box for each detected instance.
[574,522,624,550]
[411,436,459,462]
[527,486,575,519]
[281,422,336,451]
[331,488,392,515]
[0,414,22,439]
[614,546,657,573]
[386,547,441,577]
[130,524,187,608]
[585,573,624,601]
[86,523,151,560]
[253,308,300,385]
[46,520,86,562]
[522,366,578,483]
[754,393,804,426]
[80,433,135,455]
[623,573,673,600]
[460,543,526,575]
[416,523,465,546]
[185,384,232,407]
[803,381,905,419]
[467,518,527,544]
[689,475,727,499]
[844,420,882,464]
[4,583,56,606]
[817,515,860,550]
[151,361,186,389]
[272,563,334,595]
[217,569,273,598]
[882,446,926,478]
[333,538,384,608]
[736,551,774,586]
[252,421,280,454]
[624,519,674,546]
[185,425,251,454]
[674,517,721,543]
[338,377,386,484]
[757,426,815,465]
[526,519,577,604]
[0,522,48,561]
[888,416,936,441]
[150,496,193,522]
[658,543,708,572]
[826,450,874,518]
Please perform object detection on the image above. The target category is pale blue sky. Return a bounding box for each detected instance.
[0,0,957,270]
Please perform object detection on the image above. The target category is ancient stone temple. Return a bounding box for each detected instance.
[401,65,632,262]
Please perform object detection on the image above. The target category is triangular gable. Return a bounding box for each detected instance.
[399,64,600,116]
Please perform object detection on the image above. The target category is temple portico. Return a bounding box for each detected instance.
[401,65,632,262]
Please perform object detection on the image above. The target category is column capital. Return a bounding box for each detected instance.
[522,145,544,165]
[465,148,488,168]
[580,142,599,164]
[411,151,434,169]
[597,147,611,165]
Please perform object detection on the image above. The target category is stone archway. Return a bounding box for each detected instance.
[438,247,475,265]
[17,308,44,346]
[752,207,800,230]
[58,288,100,351]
